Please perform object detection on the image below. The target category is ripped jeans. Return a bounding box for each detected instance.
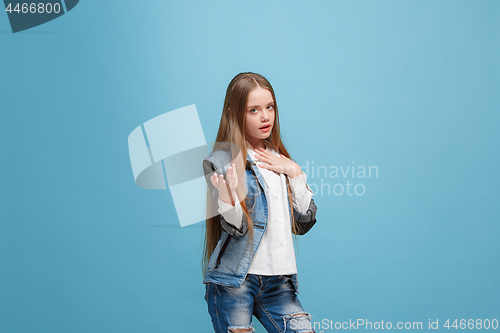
[204,274,315,333]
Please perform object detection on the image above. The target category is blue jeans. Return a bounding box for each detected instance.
[204,274,315,333]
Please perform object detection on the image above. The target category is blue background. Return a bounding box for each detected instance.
[1,1,498,332]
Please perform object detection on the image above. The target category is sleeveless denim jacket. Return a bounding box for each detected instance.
[202,148,317,294]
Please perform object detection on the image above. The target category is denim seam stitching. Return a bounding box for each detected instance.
[255,298,283,333]
[213,284,222,333]
[260,278,271,295]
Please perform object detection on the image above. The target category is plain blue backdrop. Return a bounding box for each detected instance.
[1,1,499,332]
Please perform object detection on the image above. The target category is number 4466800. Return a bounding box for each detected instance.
[444,319,498,330]
[5,3,62,14]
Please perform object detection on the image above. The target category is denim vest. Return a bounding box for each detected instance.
[202,148,317,294]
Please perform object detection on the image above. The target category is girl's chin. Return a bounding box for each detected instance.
[248,131,271,142]
[259,129,272,135]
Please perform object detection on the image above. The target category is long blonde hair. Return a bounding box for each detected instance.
[202,72,299,276]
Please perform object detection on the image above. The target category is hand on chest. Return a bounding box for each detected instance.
[249,148,285,195]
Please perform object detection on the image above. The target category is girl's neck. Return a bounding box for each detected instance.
[246,139,267,151]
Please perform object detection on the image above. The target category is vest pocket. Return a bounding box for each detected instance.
[215,235,232,269]
[213,232,248,274]
[253,220,266,229]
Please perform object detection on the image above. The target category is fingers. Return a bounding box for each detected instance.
[210,163,238,191]
[279,153,289,159]
[256,148,283,163]
[210,173,217,187]
[257,148,289,161]
[254,152,271,163]
[255,147,271,157]
[258,163,276,172]
[227,163,238,190]
[227,163,236,178]
[225,163,234,183]
[210,172,225,188]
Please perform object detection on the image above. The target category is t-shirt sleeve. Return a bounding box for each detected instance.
[288,172,314,214]
[217,192,243,229]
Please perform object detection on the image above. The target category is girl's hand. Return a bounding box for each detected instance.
[210,163,238,205]
[254,148,302,179]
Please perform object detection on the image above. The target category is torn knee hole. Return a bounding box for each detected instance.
[284,312,314,332]
[285,311,311,320]
[292,313,306,317]
[228,327,254,333]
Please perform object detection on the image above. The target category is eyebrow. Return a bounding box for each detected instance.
[247,102,275,109]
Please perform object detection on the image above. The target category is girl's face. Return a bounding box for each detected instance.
[244,87,275,149]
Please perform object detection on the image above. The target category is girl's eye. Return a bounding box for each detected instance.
[267,105,274,110]
[250,109,258,113]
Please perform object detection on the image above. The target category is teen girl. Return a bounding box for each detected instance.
[202,72,318,333]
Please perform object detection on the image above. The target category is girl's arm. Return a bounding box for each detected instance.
[288,172,314,214]
[288,173,317,235]
[203,153,249,237]
[292,198,318,235]
[218,194,244,230]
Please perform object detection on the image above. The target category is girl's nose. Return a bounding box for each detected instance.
[262,109,270,120]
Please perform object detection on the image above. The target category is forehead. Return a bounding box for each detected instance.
[246,87,273,106]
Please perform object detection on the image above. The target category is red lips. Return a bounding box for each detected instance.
[260,124,271,129]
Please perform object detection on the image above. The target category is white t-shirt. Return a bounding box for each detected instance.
[217,143,313,275]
